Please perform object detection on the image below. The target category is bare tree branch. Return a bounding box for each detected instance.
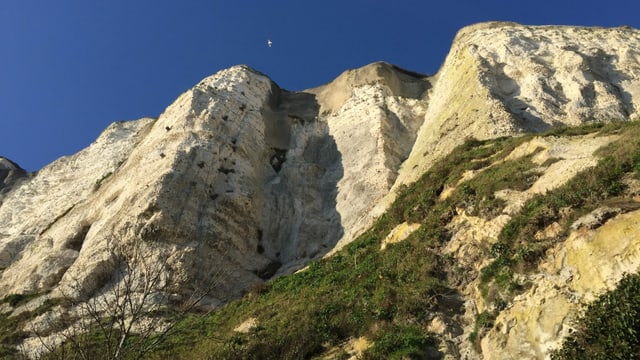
[24,231,228,360]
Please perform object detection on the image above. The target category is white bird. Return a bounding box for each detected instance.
[267,39,272,48]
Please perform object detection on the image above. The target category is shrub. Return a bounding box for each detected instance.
[551,273,640,360]
[478,120,640,324]
[364,324,437,359]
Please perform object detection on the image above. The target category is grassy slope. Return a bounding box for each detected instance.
[153,132,537,360]
[6,122,640,359]
[149,121,640,359]
[550,272,640,360]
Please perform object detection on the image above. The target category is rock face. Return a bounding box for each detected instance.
[0,62,428,305]
[481,209,640,359]
[0,157,28,203]
[2,22,640,359]
[439,133,626,359]
[395,22,640,191]
[307,63,430,249]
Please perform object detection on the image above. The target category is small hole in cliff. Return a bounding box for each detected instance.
[257,229,263,242]
[160,152,166,158]
[197,161,205,168]
[66,224,91,251]
[141,204,160,220]
[222,115,229,121]
[165,126,172,131]
[210,193,219,200]
[218,167,235,175]
[288,114,305,126]
[257,244,265,254]
[270,148,287,172]
[239,104,246,111]
[254,260,282,280]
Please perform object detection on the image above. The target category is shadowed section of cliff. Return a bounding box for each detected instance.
[0,157,28,203]
[261,85,344,274]
[308,62,433,251]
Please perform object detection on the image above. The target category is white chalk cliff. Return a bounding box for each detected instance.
[2,22,640,358]
[396,22,640,190]
[0,62,429,304]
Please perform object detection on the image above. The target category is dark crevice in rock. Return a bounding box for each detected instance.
[39,204,77,235]
[254,260,282,280]
[66,224,91,251]
[0,157,29,203]
[269,148,287,172]
[218,167,235,175]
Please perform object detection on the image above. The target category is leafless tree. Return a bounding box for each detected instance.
[27,239,221,360]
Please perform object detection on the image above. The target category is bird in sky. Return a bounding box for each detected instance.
[267,39,272,48]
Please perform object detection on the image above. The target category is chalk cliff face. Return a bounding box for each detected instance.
[2,22,640,358]
[395,22,640,190]
[0,62,429,304]
[0,157,28,202]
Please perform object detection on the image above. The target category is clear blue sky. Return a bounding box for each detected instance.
[2,0,639,171]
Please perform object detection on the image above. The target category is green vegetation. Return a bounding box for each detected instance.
[18,120,640,359]
[478,121,640,309]
[94,171,113,191]
[468,311,496,346]
[1,292,40,307]
[0,294,59,358]
[148,134,541,359]
[551,272,640,360]
[155,228,446,359]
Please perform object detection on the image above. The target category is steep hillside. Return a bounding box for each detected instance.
[0,63,430,357]
[395,22,640,192]
[148,121,640,360]
[1,22,640,359]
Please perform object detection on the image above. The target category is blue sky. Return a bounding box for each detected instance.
[2,0,640,171]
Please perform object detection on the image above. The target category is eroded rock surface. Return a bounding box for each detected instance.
[0,63,429,307]
[0,157,28,203]
[481,209,640,359]
[395,22,640,194]
[440,133,626,359]
[308,62,430,250]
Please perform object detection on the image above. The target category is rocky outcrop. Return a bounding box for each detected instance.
[394,22,640,193]
[308,62,430,250]
[0,157,28,203]
[0,62,429,307]
[440,133,623,359]
[481,208,640,359]
[0,118,155,291]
